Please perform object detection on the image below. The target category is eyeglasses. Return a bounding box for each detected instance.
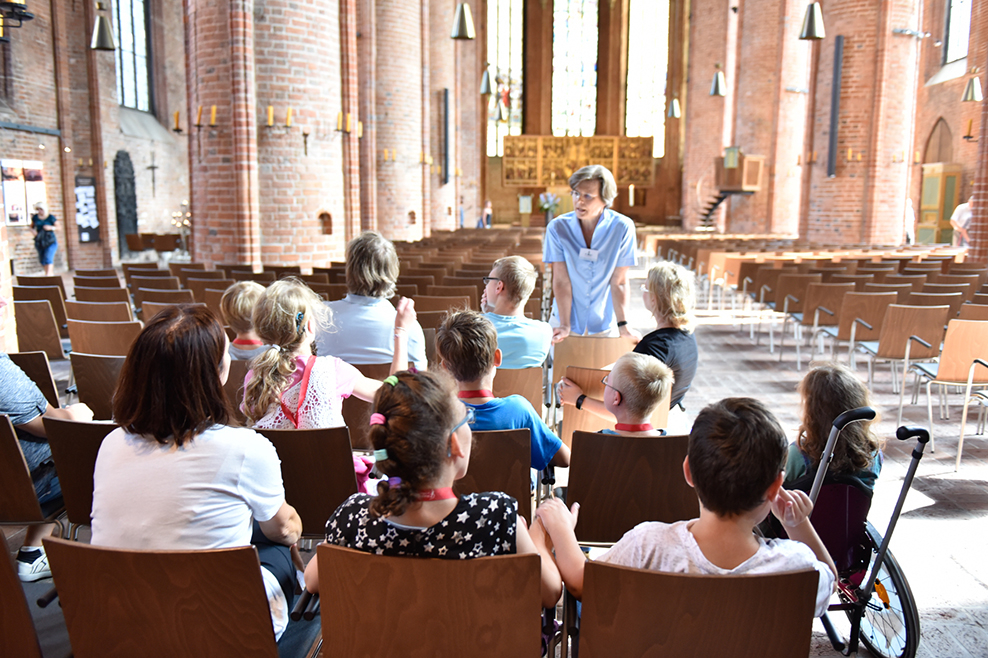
[451,404,476,433]
[601,375,623,397]
[640,284,651,293]
[571,190,601,203]
[482,277,500,285]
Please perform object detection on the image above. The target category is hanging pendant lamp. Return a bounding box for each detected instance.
[90,1,115,51]
[667,98,682,118]
[480,67,492,95]
[710,71,727,97]
[450,3,476,40]
[799,2,825,40]
[962,76,983,103]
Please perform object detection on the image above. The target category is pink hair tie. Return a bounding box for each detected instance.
[369,413,387,426]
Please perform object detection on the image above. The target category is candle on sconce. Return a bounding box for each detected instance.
[847,148,852,160]
[267,106,274,127]
[346,113,352,133]
[174,111,180,131]
[628,184,635,206]
[966,119,973,138]
[383,148,389,160]
[209,105,217,126]
[857,153,862,161]
[195,105,203,126]
[392,150,397,161]
[914,150,921,164]
[812,151,817,162]
[337,112,343,131]
[357,121,363,138]
[797,155,801,166]
[286,107,293,127]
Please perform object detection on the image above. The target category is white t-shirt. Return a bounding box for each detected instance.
[314,294,427,369]
[598,519,836,617]
[91,424,291,638]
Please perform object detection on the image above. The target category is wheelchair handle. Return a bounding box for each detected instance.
[832,406,877,431]
[896,425,930,445]
[809,407,877,504]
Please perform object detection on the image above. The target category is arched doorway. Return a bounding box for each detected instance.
[113,151,138,257]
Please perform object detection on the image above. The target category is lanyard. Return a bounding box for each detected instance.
[416,487,457,501]
[614,423,654,432]
[458,390,494,399]
[232,338,264,346]
[279,355,316,429]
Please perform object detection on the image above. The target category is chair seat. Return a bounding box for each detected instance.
[856,341,879,356]
[910,362,938,380]
[819,326,839,339]
[790,312,803,323]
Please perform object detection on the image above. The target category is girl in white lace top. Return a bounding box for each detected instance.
[242,278,416,430]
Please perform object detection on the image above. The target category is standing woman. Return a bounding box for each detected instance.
[542,165,638,344]
[31,203,58,276]
[478,199,493,229]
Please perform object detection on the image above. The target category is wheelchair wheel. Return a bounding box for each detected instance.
[852,522,920,658]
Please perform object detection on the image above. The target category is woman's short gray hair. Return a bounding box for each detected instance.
[569,165,618,207]
[346,231,399,298]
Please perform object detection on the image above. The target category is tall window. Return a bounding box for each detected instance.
[551,0,598,137]
[486,0,524,157]
[944,0,971,64]
[625,0,669,158]
[115,0,151,111]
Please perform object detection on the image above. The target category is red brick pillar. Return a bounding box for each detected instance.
[968,11,988,263]
[185,0,261,267]
[374,0,425,241]
[429,0,458,232]
[457,1,484,225]
[341,0,363,244]
[804,0,921,245]
[358,0,378,232]
[681,0,738,231]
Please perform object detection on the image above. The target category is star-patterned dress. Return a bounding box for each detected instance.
[324,491,518,559]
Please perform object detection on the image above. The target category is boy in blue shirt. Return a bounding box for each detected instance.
[436,310,570,471]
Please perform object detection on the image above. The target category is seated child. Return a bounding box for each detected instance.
[220,281,268,360]
[435,310,570,470]
[303,370,562,608]
[565,352,673,437]
[241,278,414,430]
[537,397,837,617]
[481,255,552,369]
[788,363,884,491]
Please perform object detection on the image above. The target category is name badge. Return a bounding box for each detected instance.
[579,248,599,262]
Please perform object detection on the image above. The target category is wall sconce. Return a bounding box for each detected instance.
[480,66,492,96]
[963,118,979,142]
[450,3,475,40]
[962,73,983,103]
[667,98,681,119]
[0,1,34,44]
[172,111,182,133]
[710,68,726,97]
[90,1,115,51]
[494,101,508,122]
[798,2,825,40]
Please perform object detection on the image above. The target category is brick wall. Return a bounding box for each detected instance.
[429,0,457,233]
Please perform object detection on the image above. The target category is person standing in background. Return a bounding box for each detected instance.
[950,196,973,247]
[31,202,58,276]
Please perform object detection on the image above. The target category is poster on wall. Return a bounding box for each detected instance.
[75,176,99,243]
[22,161,47,217]
[1,160,27,225]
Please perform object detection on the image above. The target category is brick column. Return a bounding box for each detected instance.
[596,0,628,137]
[358,0,378,232]
[341,0,362,243]
[456,1,483,225]
[967,10,988,263]
[421,0,432,238]
[429,0,457,232]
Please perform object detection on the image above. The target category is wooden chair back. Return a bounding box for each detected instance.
[66,300,134,322]
[44,538,280,658]
[958,303,988,321]
[0,533,44,658]
[77,268,118,278]
[560,367,670,447]
[318,544,541,657]
[67,320,142,357]
[151,233,183,253]
[268,265,302,279]
[411,295,471,313]
[906,291,964,319]
[974,292,988,305]
[875,304,949,360]
[70,352,126,420]
[169,262,206,277]
[307,282,349,301]
[120,262,159,276]
[774,273,822,313]
[414,310,448,330]
[13,285,68,338]
[16,275,67,300]
[423,327,437,365]
[297,273,329,285]
[255,427,358,538]
[402,268,446,285]
[441,274,485,291]
[187,277,235,303]
[8,351,59,407]
[454,429,532,521]
[73,275,122,289]
[129,275,180,292]
[142,301,205,321]
[855,265,897,282]
[568,431,696,544]
[341,363,391,449]
[42,418,116,526]
[493,366,544,416]
[223,359,249,425]
[395,275,435,296]
[799,283,855,326]
[178,268,224,286]
[901,261,943,273]
[862,282,913,303]
[204,288,225,317]
[751,266,795,303]
[425,285,478,310]
[921,282,973,303]
[834,292,896,341]
[550,335,636,387]
[578,562,817,658]
[122,268,170,287]
[136,288,195,315]
[883,273,927,293]
[124,233,145,251]
[829,273,874,291]
[0,415,60,525]
[13,300,65,360]
[73,285,131,304]
[930,319,988,384]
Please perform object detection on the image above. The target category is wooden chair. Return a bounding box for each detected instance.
[223,359,249,425]
[883,273,927,293]
[255,427,358,538]
[307,282,349,301]
[120,262,159,276]
[341,363,391,450]
[318,544,541,658]
[13,300,67,360]
[863,282,913,303]
[76,268,119,278]
[395,275,435,296]
[42,417,116,537]
[8,351,60,407]
[493,366,545,419]
[829,273,874,291]
[44,538,288,658]
[268,265,302,279]
[16,274,67,300]
[73,275,122,289]
[550,335,636,388]
[135,288,195,318]
[778,282,855,367]
[169,261,206,277]
[230,270,276,283]
[414,310,449,330]
[928,273,980,296]
[66,300,134,322]
[814,292,897,365]
[178,268,224,286]
[124,233,146,252]
[958,303,988,321]
[975,292,988,306]
[70,352,126,420]
[67,320,142,357]
[921,282,973,304]
[402,268,446,285]
[187,277,235,303]
[129,275,181,292]
[73,286,131,304]
[0,415,64,535]
[151,233,184,256]
[122,268,170,287]
[0,532,45,658]
[425,285,479,310]
[142,301,205,321]
[411,295,471,313]
[855,304,949,393]
[13,285,69,338]
[768,273,822,354]
[454,429,532,521]
[297,273,330,285]
[560,367,670,448]
[574,563,817,658]
[906,291,964,319]
[203,288,226,317]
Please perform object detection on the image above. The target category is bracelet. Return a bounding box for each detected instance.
[576,394,587,410]
[616,320,628,328]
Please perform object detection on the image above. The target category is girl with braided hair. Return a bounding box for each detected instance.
[303,369,561,608]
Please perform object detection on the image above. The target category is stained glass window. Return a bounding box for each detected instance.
[625,0,669,158]
[115,0,151,112]
[551,0,598,137]
[486,0,524,157]
[944,0,971,64]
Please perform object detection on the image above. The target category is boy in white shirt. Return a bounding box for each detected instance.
[481,256,552,369]
[537,397,837,617]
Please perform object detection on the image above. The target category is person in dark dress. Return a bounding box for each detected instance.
[31,202,58,276]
